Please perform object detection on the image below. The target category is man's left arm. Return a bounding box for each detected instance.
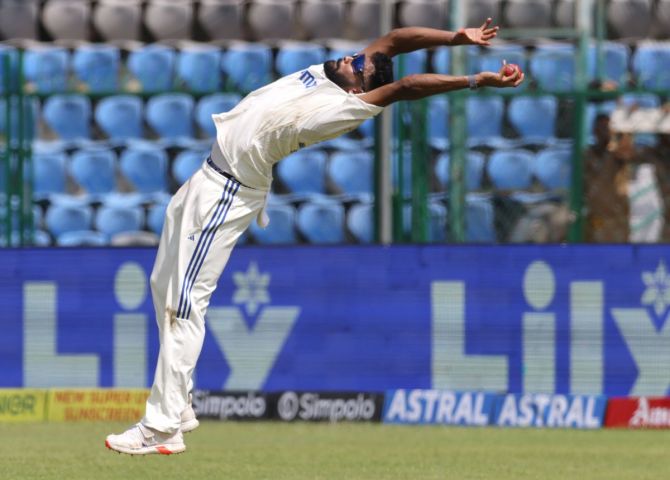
[360,18,500,59]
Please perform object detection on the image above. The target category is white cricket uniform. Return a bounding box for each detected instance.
[143,64,383,433]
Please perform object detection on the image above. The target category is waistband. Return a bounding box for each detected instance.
[206,156,240,185]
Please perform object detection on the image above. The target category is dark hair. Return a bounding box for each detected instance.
[367,52,394,91]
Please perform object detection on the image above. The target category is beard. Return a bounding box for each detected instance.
[323,59,339,81]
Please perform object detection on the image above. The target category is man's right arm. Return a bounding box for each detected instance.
[359,68,524,107]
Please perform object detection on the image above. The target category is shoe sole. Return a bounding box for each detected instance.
[105,439,186,456]
[180,418,200,433]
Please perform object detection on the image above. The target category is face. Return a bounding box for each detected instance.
[323,54,371,93]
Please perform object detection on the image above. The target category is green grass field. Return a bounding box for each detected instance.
[1,422,668,480]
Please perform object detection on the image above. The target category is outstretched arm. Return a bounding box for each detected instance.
[359,65,524,107]
[360,19,499,58]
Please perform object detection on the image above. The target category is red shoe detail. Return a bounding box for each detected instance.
[105,440,111,449]
[156,446,172,455]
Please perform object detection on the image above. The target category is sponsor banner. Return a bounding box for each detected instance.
[493,394,607,429]
[273,391,383,422]
[0,389,47,422]
[383,389,495,426]
[192,390,270,421]
[47,389,149,422]
[605,397,670,428]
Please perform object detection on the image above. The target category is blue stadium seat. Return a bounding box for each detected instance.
[466,194,495,242]
[127,44,177,92]
[429,201,447,242]
[588,41,630,85]
[276,149,327,194]
[33,229,52,247]
[0,45,18,95]
[432,46,450,74]
[427,96,449,150]
[467,96,505,147]
[177,44,223,93]
[120,144,168,194]
[45,204,94,237]
[72,44,120,93]
[146,93,195,141]
[23,46,69,93]
[328,151,373,196]
[33,152,67,199]
[530,44,575,92]
[276,42,327,76]
[632,42,670,90]
[395,49,428,76]
[346,201,373,243]
[95,95,144,143]
[221,42,273,92]
[620,93,661,109]
[487,149,534,190]
[69,148,117,195]
[508,96,558,144]
[249,203,297,244]
[56,230,107,247]
[95,205,144,237]
[42,94,92,142]
[296,197,345,243]
[434,151,485,191]
[147,201,168,236]
[534,147,572,190]
[172,149,206,185]
[195,93,241,138]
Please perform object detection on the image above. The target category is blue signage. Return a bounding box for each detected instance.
[0,245,668,396]
[383,389,496,425]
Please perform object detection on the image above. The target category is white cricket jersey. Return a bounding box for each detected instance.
[211,63,384,190]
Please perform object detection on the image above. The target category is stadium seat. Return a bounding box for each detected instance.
[427,96,449,150]
[95,95,144,142]
[56,230,107,247]
[276,149,327,194]
[127,44,177,92]
[33,229,52,247]
[198,0,244,41]
[530,44,575,92]
[607,0,652,38]
[221,42,273,92]
[276,42,327,77]
[429,201,448,242]
[508,96,558,144]
[632,42,670,90]
[72,44,121,93]
[434,151,485,191]
[487,149,534,190]
[467,96,505,147]
[555,0,574,27]
[466,193,495,242]
[69,148,117,195]
[397,0,447,29]
[45,204,94,237]
[33,152,67,199]
[300,0,346,40]
[172,149,206,185]
[177,44,223,93]
[534,147,572,190]
[432,46,450,74]
[395,49,428,76]
[23,46,69,93]
[466,1,500,27]
[93,0,142,42]
[348,0,381,40]
[0,45,18,95]
[655,0,670,36]
[327,151,373,196]
[147,201,168,235]
[620,93,661,109]
[42,95,92,143]
[0,0,38,40]
[296,197,345,243]
[248,203,297,244]
[504,0,552,28]
[95,205,144,237]
[42,0,91,41]
[247,0,297,41]
[119,144,168,194]
[587,41,630,85]
[144,0,193,41]
[346,201,373,243]
[195,93,240,137]
[146,93,195,141]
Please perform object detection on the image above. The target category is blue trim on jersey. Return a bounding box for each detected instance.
[176,177,235,319]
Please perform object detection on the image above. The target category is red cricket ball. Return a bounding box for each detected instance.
[503,63,522,77]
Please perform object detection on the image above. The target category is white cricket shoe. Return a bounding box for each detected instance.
[180,394,200,433]
[105,423,185,455]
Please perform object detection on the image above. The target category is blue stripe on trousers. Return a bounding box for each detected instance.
[176,177,234,319]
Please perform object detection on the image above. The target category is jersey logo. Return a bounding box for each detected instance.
[299,70,317,88]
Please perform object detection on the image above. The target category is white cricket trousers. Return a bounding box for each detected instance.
[142,159,266,434]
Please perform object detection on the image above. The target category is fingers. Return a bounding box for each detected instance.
[480,17,492,30]
[513,73,525,87]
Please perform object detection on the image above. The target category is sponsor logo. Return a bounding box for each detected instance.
[192,391,268,420]
[631,397,670,427]
[275,391,379,422]
[299,70,317,88]
[383,389,494,426]
[605,397,670,428]
[493,394,606,429]
[46,389,148,422]
[0,389,47,422]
